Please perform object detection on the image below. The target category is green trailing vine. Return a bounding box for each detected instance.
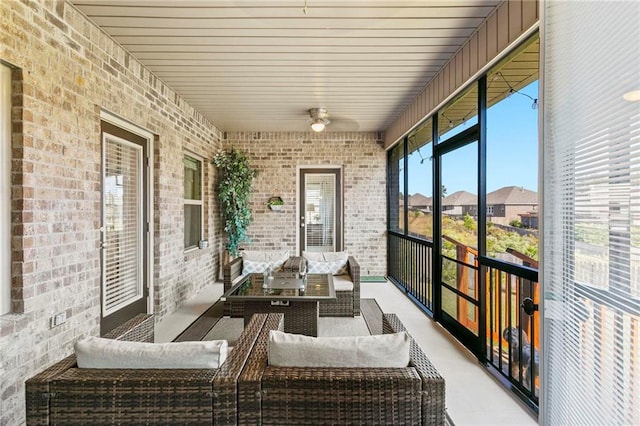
[212,149,256,256]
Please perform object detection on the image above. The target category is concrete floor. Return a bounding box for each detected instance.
[156,279,538,426]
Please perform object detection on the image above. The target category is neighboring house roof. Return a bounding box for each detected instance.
[487,186,538,205]
[442,190,476,206]
[408,193,432,207]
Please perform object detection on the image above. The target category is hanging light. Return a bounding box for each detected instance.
[308,108,330,132]
[531,99,539,109]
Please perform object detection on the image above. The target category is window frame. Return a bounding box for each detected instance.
[184,153,204,251]
[1,64,11,315]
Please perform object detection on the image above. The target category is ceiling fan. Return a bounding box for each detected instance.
[308,108,331,132]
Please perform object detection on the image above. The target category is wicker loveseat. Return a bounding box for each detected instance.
[224,254,360,317]
[237,313,446,425]
[223,254,303,317]
[25,313,282,425]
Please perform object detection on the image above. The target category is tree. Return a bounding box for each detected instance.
[213,149,256,256]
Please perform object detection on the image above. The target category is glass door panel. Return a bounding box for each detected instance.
[299,169,342,253]
[440,141,480,340]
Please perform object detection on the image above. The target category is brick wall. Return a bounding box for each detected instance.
[0,1,222,424]
[223,131,387,277]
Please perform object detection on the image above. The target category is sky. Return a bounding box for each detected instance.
[406,81,539,197]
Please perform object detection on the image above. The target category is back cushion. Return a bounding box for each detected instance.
[306,259,348,275]
[268,330,410,368]
[75,337,228,369]
[242,250,289,274]
[303,251,349,275]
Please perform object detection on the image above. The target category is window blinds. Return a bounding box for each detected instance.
[542,1,640,424]
[103,136,143,316]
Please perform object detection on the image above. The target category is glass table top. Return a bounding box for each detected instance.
[222,272,335,301]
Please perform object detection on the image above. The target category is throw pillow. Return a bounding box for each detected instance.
[241,250,267,261]
[306,258,348,275]
[75,337,228,369]
[267,330,411,368]
[242,259,271,274]
[322,251,348,262]
[241,250,290,271]
[302,251,325,262]
[267,250,289,270]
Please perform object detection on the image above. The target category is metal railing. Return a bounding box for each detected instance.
[387,231,434,312]
[482,255,539,408]
[387,230,540,410]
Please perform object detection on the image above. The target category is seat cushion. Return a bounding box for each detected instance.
[267,330,410,368]
[332,274,354,291]
[75,337,228,369]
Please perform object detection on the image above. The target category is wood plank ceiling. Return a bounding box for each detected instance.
[70,0,502,132]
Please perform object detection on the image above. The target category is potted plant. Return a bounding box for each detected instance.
[267,196,284,211]
[213,149,256,257]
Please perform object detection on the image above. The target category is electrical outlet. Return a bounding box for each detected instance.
[51,312,66,328]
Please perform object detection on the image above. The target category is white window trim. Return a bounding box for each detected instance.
[184,152,204,251]
[1,64,11,315]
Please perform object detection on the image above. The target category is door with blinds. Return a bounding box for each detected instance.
[100,121,149,335]
[300,169,342,253]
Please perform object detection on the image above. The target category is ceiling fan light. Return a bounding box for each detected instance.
[310,119,326,132]
[308,108,330,132]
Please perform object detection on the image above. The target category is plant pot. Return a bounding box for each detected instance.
[269,204,283,211]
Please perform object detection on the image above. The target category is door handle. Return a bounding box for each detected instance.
[521,297,538,316]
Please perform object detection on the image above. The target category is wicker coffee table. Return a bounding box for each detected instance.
[222,272,335,336]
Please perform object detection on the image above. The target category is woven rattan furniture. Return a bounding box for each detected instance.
[303,255,361,317]
[222,272,335,337]
[25,313,280,425]
[238,312,446,425]
[223,255,304,317]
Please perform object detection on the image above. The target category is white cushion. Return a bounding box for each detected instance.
[303,250,348,262]
[268,250,289,270]
[332,275,354,292]
[268,330,410,368]
[241,250,289,273]
[306,258,348,276]
[241,250,268,261]
[302,251,325,261]
[242,259,271,274]
[75,337,228,369]
[322,251,348,262]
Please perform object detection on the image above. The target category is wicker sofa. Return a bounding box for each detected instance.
[223,255,304,317]
[238,313,446,425]
[224,255,360,317]
[25,313,283,426]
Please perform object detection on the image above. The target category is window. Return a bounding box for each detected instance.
[1,64,10,315]
[407,119,434,240]
[543,2,640,424]
[388,143,405,233]
[486,36,539,262]
[438,84,478,143]
[184,155,203,250]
